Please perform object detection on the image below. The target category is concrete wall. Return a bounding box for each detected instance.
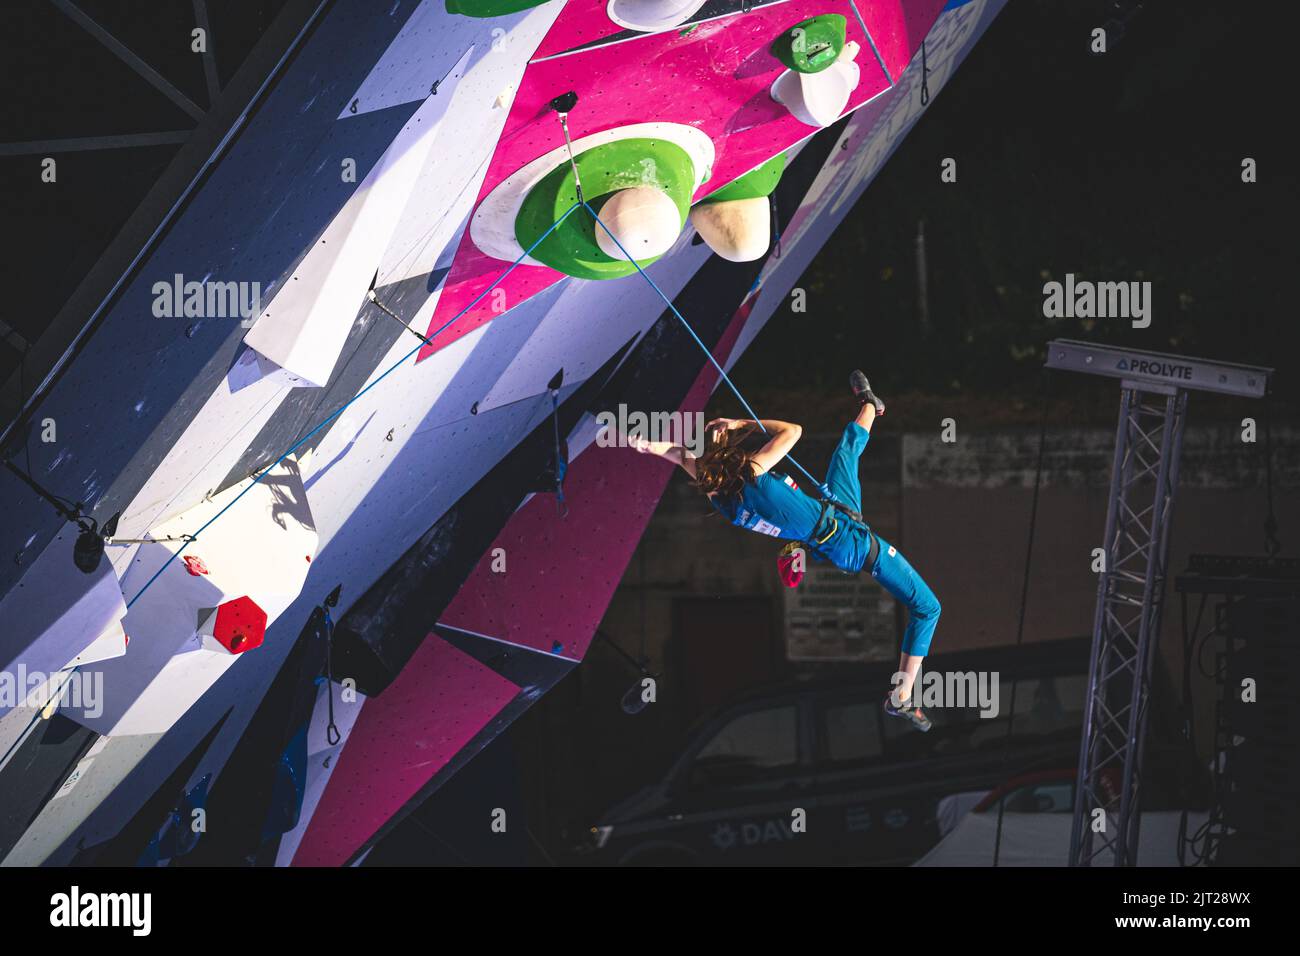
[902,424,1300,661]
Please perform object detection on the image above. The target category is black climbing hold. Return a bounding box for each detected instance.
[549,91,578,114]
[547,368,564,391]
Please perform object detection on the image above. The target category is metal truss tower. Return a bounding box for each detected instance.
[1044,340,1271,866]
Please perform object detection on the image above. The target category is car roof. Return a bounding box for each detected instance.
[714,635,1095,710]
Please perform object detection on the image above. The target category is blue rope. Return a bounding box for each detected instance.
[124,201,582,609]
[582,201,833,500]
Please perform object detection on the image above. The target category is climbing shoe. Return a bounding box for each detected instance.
[850,370,885,416]
[883,692,931,732]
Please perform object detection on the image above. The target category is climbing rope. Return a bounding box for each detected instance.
[121,202,582,611]
[992,367,1053,866]
[584,202,837,501]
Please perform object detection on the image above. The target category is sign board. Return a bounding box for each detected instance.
[1045,339,1270,398]
[784,561,896,662]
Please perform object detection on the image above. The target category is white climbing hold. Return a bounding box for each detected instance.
[606,0,708,33]
[593,186,683,261]
[771,41,862,129]
[495,85,514,109]
[689,196,770,262]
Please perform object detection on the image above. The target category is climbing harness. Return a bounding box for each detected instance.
[801,496,880,571]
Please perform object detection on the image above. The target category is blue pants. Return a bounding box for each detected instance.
[818,423,941,657]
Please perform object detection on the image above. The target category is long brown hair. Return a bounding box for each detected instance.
[694,421,764,500]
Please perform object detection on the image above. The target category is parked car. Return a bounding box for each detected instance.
[573,637,1190,865]
[970,766,1121,814]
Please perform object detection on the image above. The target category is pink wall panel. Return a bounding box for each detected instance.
[291,635,520,866]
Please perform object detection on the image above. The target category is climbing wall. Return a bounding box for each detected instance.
[415,0,945,360]
[0,0,997,866]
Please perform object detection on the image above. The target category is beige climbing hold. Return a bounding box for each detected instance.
[689,196,770,262]
[593,186,683,261]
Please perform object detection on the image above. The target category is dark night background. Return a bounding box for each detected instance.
[3,1,1295,417]
[1,1,1295,866]
[732,0,1298,432]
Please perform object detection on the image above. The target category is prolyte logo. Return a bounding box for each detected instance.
[49,886,151,936]
[1115,356,1193,380]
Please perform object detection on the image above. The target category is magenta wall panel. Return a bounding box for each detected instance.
[290,635,520,866]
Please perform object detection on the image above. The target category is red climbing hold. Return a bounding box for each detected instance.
[211,596,268,655]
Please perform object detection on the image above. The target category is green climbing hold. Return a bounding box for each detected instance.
[445,0,549,18]
[771,14,847,74]
[699,152,786,204]
[515,138,697,280]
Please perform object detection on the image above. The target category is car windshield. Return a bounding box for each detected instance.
[689,704,799,788]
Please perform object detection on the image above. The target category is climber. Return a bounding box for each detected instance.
[629,371,940,732]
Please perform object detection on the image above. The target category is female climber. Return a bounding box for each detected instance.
[629,371,940,732]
